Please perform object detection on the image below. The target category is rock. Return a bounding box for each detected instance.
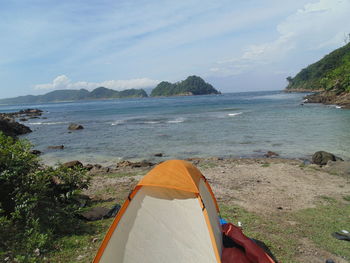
[0,117,32,138]
[264,151,279,158]
[312,151,343,166]
[131,160,154,168]
[154,153,163,157]
[84,164,94,170]
[48,145,64,150]
[19,118,28,121]
[79,207,110,221]
[79,204,120,221]
[63,160,83,168]
[73,194,91,208]
[19,108,43,115]
[30,149,42,155]
[68,123,84,130]
[116,160,133,168]
[105,204,121,218]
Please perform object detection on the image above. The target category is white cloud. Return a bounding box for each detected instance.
[34,75,159,91]
[210,0,350,77]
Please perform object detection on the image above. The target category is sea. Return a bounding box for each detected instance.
[1,90,349,165]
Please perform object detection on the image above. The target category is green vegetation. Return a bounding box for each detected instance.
[0,87,148,104]
[286,42,350,92]
[0,133,90,262]
[220,199,350,262]
[150,75,220,96]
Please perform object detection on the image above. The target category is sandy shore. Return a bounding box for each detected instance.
[83,157,350,263]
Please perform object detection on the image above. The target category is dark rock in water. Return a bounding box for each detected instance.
[19,108,43,115]
[154,153,163,157]
[48,145,64,150]
[264,151,279,158]
[68,123,84,130]
[0,117,32,138]
[30,149,42,155]
[312,151,343,165]
[19,118,28,121]
[79,207,110,221]
[63,160,83,168]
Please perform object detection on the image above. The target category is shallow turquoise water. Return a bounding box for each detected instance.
[1,90,349,164]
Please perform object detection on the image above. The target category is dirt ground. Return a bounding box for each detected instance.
[85,158,350,263]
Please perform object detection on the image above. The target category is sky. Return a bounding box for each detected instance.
[1,0,350,98]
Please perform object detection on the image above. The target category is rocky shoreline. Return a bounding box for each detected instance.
[0,108,43,137]
[304,90,350,109]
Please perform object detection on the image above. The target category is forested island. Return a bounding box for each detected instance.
[150,76,220,97]
[285,42,350,108]
[0,87,148,104]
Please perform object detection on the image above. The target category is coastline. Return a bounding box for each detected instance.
[285,89,350,109]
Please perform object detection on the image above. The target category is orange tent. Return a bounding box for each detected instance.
[94,160,222,263]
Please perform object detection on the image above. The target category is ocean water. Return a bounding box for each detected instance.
[1,90,349,165]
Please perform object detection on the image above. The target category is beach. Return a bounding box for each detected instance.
[45,157,350,262]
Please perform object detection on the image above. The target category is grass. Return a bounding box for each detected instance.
[261,163,271,167]
[220,198,350,262]
[343,195,350,202]
[220,204,298,262]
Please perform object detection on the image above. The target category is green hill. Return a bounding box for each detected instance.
[150,76,220,97]
[286,42,350,92]
[0,87,148,104]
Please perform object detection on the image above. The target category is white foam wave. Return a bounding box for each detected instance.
[228,112,242,117]
[144,121,161,124]
[167,117,185,123]
[28,121,67,125]
[111,120,125,126]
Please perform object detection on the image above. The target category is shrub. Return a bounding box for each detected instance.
[0,132,90,262]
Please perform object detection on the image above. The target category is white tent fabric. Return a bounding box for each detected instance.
[99,185,220,263]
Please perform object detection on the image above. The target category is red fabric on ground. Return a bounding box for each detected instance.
[222,223,275,263]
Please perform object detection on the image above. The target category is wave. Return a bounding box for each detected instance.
[167,117,185,123]
[28,121,68,125]
[111,120,126,126]
[228,112,242,117]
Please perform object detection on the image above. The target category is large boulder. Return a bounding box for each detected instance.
[312,151,343,165]
[0,118,32,137]
[68,123,84,130]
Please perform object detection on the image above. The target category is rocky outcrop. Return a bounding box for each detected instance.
[68,123,84,130]
[312,151,343,166]
[0,117,32,137]
[304,91,350,109]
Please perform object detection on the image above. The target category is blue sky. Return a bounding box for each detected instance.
[1,0,350,98]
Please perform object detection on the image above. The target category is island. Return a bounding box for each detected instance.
[150,75,220,97]
[285,42,350,108]
[0,87,148,104]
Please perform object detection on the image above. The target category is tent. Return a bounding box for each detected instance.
[93,160,222,263]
